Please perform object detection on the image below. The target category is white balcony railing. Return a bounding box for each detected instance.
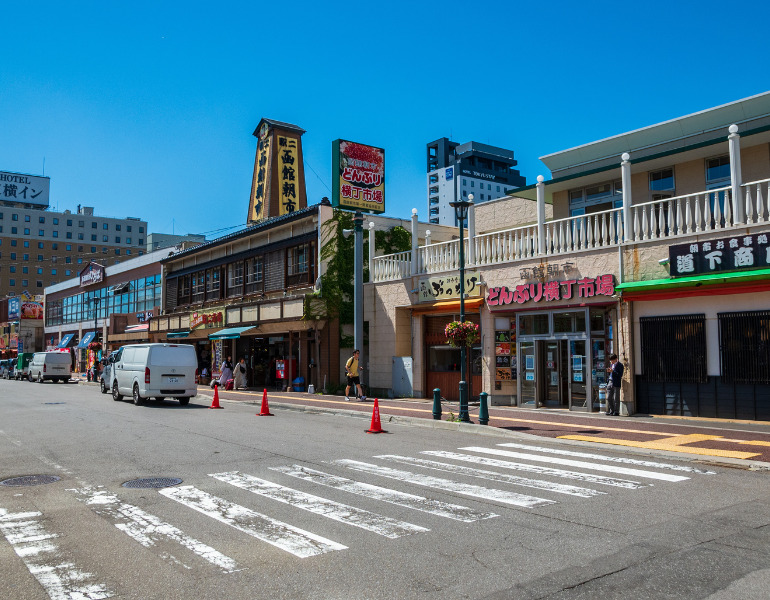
[370,181,770,283]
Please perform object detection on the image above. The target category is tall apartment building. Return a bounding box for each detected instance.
[0,170,148,298]
[426,138,527,226]
[146,232,206,252]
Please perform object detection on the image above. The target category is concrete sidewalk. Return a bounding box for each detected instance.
[193,384,770,468]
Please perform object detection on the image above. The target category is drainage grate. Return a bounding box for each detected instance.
[122,477,183,489]
[0,475,61,487]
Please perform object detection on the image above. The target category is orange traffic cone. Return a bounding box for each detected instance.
[257,388,274,416]
[365,399,386,434]
[209,383,223,409]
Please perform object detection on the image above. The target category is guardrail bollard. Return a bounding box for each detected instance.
[432,388,442,420]
[478,392,489,425]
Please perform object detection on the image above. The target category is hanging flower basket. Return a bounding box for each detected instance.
[444,321,480,348]
[88,341,102,351]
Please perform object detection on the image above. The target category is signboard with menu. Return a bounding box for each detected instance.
[332,139,385,214]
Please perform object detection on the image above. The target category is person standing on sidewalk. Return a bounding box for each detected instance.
[345,349,366,402]
[605,354,624,416]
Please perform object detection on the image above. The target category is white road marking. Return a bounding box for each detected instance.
[332,460,555,508]
[211,471,428,539]
[160,485,346,558]
[270,464,498,523]
[72,487,239,573]
[421,451,647,489]
[0,507,113,600]
[460,446,690,482]
[377,455,605,498]
[497,442,717,474]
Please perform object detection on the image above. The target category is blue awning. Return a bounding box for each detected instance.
[167,331,191,339]
[57,334,74,348]
[208,326,255,340]
[76,331,97,349]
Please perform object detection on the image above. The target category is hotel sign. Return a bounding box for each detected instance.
[669,232,770,277]
[80,263,105,287]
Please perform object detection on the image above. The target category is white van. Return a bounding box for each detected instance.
[111,344,197,406]
[28,352,72,383]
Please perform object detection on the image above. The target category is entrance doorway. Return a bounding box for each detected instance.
[519,339,587,409]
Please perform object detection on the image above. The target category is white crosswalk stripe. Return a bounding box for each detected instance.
[72,486,240,573]
[331,459,556,508]
[0,507,114,600]
[420,450,648,489]
[270,464,498,522]
[497,442,717,474]
[460,446,690,482]
[376,454,606,498]
[159,485,347,558]
[210,471,429,539]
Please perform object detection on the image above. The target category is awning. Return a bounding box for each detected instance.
[186,327,223,340]
[57,334,74,348]
[166,331,190,339]
[208,326,255,340]
[617,268,770,301]
[409,297,485,315]
[76,331,97,349]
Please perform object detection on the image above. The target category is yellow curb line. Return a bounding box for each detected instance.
[559,434,761,460]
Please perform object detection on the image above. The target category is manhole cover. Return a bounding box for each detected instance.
[122,477,183,489]
[0,475,61,487]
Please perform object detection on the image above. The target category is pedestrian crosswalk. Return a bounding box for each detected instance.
[1,440,719,595]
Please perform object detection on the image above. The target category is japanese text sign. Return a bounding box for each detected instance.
[418,271,481,303]
[669,233,770,277]
[249,124,271,222]
[487,274,615,307]
[190,311,223,329]
[332,139,385,213]
[278,135,300,216]
[1,171,50,208]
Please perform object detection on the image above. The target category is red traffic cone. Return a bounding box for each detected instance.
[209,383,223,409]
[257,388,274,416]
[365,399,386,434]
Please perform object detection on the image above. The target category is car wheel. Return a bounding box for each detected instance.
[112,381,123,402]
[178,397,190,406]
[100,380,108,394]
[133,384,143,406]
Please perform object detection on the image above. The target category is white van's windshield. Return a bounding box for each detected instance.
[150,346,196,366]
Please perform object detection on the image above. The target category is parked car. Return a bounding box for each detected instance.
[111,343,197,406]
[0,359,14,379]
[15,353,35,381]
[28,351,73,383]
[99,350,120,394]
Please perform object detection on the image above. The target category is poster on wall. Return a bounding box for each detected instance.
[332,139,385,214]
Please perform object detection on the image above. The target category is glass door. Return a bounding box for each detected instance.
[518,342,536,406]
[569,340,588,410]
[543,341,567,407]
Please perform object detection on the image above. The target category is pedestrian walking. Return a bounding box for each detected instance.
[233,358,248,390]
[605,354,624,416]
[345,349,366,402]
[218,356,234,387]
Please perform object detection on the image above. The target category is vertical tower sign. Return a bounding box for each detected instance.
[247,119,308,224]
[332,139,385,214]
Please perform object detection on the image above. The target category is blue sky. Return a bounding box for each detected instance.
[2,1,769,239]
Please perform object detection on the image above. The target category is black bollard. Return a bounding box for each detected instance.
[432,388,442,420]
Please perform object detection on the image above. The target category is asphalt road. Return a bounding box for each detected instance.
[1,379,770,600]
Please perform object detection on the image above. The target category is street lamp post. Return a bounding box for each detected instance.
[449,194,474,423]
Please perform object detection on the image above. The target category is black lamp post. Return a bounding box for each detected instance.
[449,194,474,422]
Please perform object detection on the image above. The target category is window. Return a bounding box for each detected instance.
[22,279,28,286]
[52,243,58,250]
[78,233,84,240]
[706,155,731,189]
[519,314,550,335]
[11,239,17,246]
[245,256,264,293]
[103,223,108,230]
[38,229,44,236]
[9,279,14,286]
[103,235,108,242]
[126,237,132,244]
[116,224,121,231]
[114,249,120,255]
[36,281,43,288]
[24,228,30,235]
[11,226,17,234]
[53,231,58,238]
[25,215,30,222]
[79,220,84,227]
[37,255,42,261]
[65,270,71,276]
[10,266,15,273]
[488,184,491,190]
[115,237,121,243]
[480,194,484,200]
[463,190,467,197]
[718,311,770,384]
[23,241,29,248]
[649,168,675,193]
[38,242,43,249]
[463,179,466,186]
[12,214,18,221]
[640,315,706,383]
[67,219,72,226]
[23,253,28,260]
[568,180,622,213]
[139,227,144,233]
[192,271,205,303]
[227,261,244,297]
[66,244,72,251]
[127,225,132,232]
[78,245,83,251]
[206,268,220,300]
[66,232,72,239]
[39,216,45,223]
[52,269,56,275]
[53,218,59,225]
[287,244,310,276]
[497,186,501,192]
[23,266,29,274]
[91,247,96,252]
[471,181,475,187]
[37,268,42,275]
[139,238,143,246]
[91,234,96,241]
[66,257,71,264]
[91,222,97,229]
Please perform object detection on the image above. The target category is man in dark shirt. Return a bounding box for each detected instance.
[605,354,624,416]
